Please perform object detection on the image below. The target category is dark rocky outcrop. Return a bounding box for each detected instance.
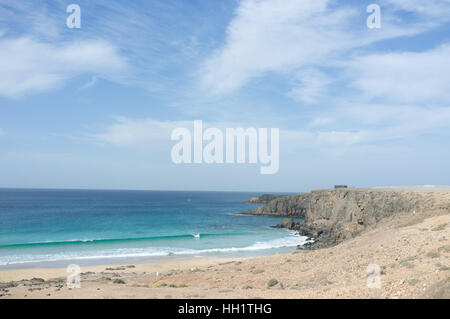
[270,218,294,229]
[242,188,450,249]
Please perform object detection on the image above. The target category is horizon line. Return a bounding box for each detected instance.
[0,186,300,194]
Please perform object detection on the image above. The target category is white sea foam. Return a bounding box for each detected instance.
[0,232,312,266]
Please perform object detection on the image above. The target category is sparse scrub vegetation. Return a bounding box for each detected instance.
[400,257,416,268]
[426,251,440,258]
[252,269,264,274]
[431,223,447,231]
[267,278,278,288]
[408,279,419,286]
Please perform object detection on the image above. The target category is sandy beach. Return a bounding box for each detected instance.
[1,188,449,299]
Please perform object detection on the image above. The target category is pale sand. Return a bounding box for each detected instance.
[1,191,449,299]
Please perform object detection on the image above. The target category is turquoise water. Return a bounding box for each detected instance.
[0,189,306,269]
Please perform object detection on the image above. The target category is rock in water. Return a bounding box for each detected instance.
[281,218,294,229]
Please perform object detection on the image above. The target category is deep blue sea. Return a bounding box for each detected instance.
[0,189,307,269]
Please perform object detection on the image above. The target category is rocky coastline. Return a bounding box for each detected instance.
[243,187,450,249]
[245,194,288,204]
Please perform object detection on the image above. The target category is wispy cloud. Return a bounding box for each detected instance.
[0,37,128,97]
[91,102,450,151]
[307,117,335,128]
[0,0,64,40]
[199,0,439,97]
[347,43,450,104]
[384,0,450,21]
[91,116,193,148]
[200,0,356,95]
[287,68,331,104]
[91,116,251,149]
[294,104,450,147]
[77,76,98,91]
[0,0,207,98]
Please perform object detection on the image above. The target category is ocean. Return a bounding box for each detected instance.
[0,189,308,270]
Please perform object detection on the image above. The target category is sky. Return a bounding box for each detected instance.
[0,0,450,192]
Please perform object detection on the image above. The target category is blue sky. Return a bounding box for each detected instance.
[0,0,450,192]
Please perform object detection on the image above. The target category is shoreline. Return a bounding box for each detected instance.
[0,244,300,272]
[1,186,449,299]
[1,210,449,298]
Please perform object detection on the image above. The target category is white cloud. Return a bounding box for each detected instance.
[0,37,128,97]
[200,0,356,95]
[351,105,450,142]
[385,0,450,20]
[93,116,266,151]
[307,117,335,128]
[92,116,259,149]
[282,127,370,148]
[283,104,450,148]
[0,1,62,40]
[78,76,98,91]
[93,101,450,151]
[287,69,330,104]
[199,0,437,96]
[92,117,192,148]
[0,128,5,137]
[316,130,369,146]
[342,104,450,139]
[347,44,450,104]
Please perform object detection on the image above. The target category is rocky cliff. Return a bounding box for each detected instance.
[246,194,288,204]
[243,188,450,248]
